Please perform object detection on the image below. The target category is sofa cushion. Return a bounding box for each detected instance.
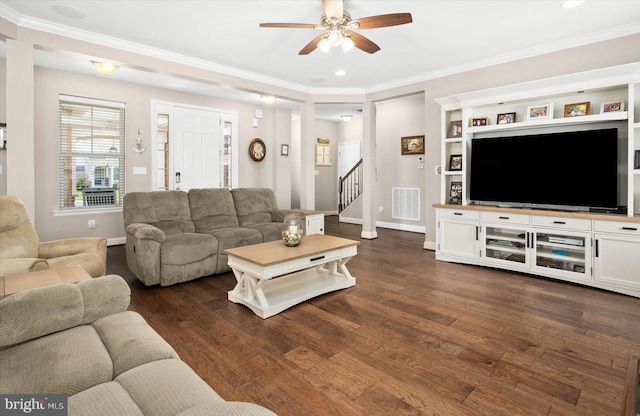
[161,234,218,266]
[0,283,83,348]
[69,382,145,416]
[123,191,194,235]
[92,311,178,377]
[0,275,131,348]
[231,188,279,226]
[202,227,262,273]
[115,359,223,416]
[243,223,284,242]
[188,188,240,231]
[0,325,113,395]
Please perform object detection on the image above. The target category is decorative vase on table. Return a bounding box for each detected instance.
[282,213,303,247]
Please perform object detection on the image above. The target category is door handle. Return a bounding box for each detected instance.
[176,172,181,183]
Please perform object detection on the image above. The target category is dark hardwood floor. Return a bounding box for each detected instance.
[107,216,640,416]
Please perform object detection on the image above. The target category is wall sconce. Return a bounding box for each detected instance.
[92,61,119,76]
[261,95,276,105]
[132,129,146,153]
[341,114,354,122]
[0,123,6,150]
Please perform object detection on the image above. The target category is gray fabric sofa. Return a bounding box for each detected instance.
[0,275,276,416]
[123,188,291,287]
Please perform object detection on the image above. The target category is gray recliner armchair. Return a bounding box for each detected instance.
[0,196,107,278]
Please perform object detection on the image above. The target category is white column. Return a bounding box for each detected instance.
[361,100,377,239]
[6,39,35,221]
[299,101,315,210]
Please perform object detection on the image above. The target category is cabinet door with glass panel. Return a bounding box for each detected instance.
[532,230,591,279]
[482,225,531,269]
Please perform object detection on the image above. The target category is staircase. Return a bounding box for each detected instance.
[339,158,363,213]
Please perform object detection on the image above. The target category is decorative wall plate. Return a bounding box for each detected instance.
[249,138,266,162]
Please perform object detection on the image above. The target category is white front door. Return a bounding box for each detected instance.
[172,106,222,191]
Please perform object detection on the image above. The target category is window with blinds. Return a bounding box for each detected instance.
[58,95,125,209]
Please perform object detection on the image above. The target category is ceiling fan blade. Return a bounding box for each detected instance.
[260,23,318,29]
[347,31,380,54]
[299,33,327,55]
[353,13,413,29]
[322,0,344,21]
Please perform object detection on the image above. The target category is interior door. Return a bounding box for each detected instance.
[172,106,222,191]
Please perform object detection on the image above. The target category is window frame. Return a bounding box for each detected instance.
[57,95,126,211]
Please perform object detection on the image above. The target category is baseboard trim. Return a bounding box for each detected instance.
[376,221,425,234]
[423,241,436,251]
[107,237,126,246]
[361,231,378,239]
[339,216,363,225]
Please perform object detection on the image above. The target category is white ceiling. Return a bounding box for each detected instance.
[2,0,640,120]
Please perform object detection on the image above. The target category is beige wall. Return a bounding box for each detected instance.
[314,119,338,212]
[33,66,290,242]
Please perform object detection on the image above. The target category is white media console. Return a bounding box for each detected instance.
[434,204,640,298]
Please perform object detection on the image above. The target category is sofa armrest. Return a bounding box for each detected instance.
[126,223,166,242]
[0,275,130,348]
[0,258,49,277]
[38,237,106,258]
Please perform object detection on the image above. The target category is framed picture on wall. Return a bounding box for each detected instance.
[401,135,425,155]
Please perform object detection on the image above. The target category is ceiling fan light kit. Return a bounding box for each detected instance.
[259,0,412,55]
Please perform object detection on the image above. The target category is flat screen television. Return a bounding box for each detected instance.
[469,127,619,212]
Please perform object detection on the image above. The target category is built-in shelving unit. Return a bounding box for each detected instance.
[436,62,640,217]
[434,63,640,298]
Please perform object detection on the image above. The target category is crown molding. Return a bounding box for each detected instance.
[4,8,315,95]
[3,4,640,98]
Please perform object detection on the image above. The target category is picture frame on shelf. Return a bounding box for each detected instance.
[526,103,553,120]
[400,135,425,155]
[600,100,625,113]
[564,102,590,117]
[448,120,462,138]
[448,154,462,171]
[497,112,516,124]
[449,181,462,204]
[471,117,488,127]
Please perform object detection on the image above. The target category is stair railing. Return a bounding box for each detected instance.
[339,158,363,213]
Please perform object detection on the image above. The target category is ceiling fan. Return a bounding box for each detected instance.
[259,0,412,55]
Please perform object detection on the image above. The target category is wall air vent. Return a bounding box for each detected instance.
[392,187,420,221]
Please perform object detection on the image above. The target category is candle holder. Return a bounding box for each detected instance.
[282,213,303,247]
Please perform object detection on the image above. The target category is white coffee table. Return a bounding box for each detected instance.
[225,234,359,319]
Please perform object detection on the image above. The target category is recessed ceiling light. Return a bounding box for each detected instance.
[52,4,87,19]
[335,70,346,77]
[562,1,585,8]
